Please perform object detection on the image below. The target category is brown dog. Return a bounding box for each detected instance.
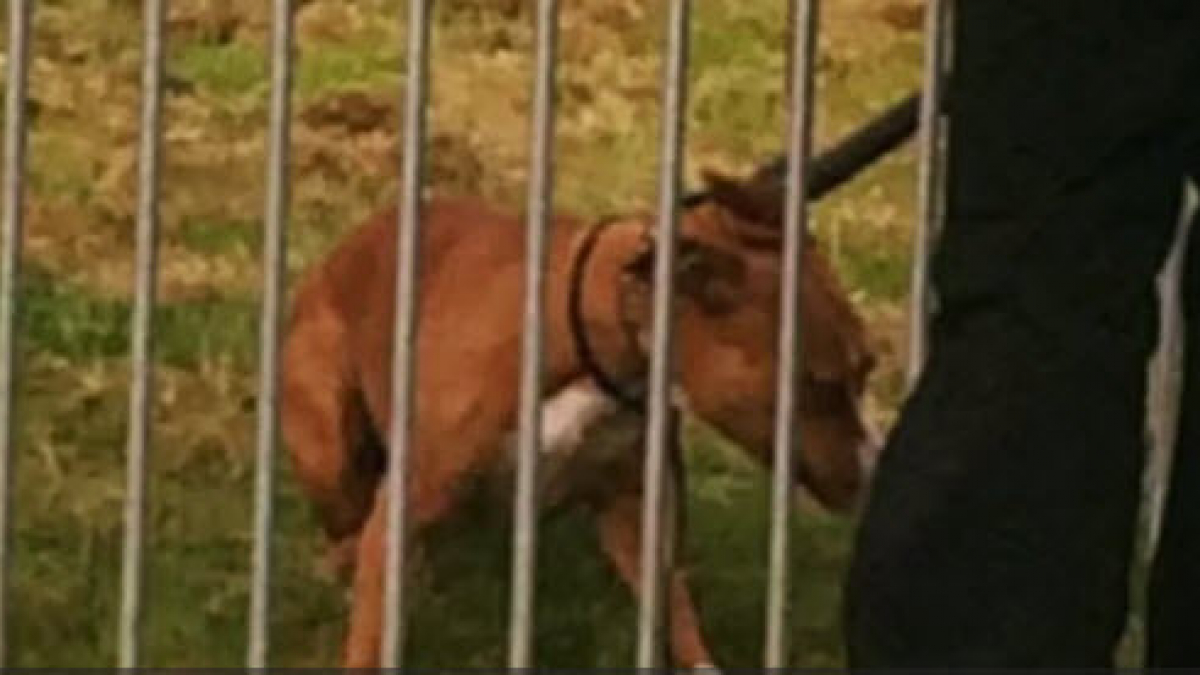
[280,168,878,669]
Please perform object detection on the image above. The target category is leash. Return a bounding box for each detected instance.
[681,89,922,209]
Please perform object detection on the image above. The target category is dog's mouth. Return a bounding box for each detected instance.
[792,437,876,515]
[799,474,865,515]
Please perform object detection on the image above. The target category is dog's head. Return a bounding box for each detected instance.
[619,169,879,513]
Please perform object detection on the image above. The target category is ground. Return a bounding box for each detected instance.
[0,0,1060,667]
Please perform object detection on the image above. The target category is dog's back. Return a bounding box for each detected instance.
[303,197,523,344]
[292,197,531,417]
[282,197,595,544]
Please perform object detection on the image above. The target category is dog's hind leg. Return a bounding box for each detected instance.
[342,466,463,668]
[281,291,384,577]
[596,489,719,671]
[342,403,518,667]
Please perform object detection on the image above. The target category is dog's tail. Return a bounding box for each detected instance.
[684,89,922,208]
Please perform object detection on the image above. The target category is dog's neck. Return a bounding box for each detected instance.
[542,217,650,403]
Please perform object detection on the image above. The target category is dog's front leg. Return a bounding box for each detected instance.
[596,490,719,672]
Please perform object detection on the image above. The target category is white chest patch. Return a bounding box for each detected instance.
[538,379,618,455]
[491,378,638,509]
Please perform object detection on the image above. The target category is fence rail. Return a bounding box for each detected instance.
[764,0,819,667]
[508,0,559,668]
[119,0,167,667]
[247,0,295,667]
[906,0,953,387]
[0,0,33,663]
[634,0,690,667]
[382,0,434,667]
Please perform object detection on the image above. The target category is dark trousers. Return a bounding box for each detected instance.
[845,1,1200,667]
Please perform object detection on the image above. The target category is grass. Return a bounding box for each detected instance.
[0,0,929,667]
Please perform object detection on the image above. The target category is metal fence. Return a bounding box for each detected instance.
[2,0,1101,668]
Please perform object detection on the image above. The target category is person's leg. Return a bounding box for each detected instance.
[1147,176,1200,667]
[846,2,1200,666]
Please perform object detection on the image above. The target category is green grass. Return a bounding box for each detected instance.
[296,42,400,99]
[178,216,260,256]
[173,40,268,98]
[3,0,926,667]
[23,266,259,369]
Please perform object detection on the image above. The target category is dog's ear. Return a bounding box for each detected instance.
[623,236,746,314]
[701,168,783,225]
[700,168,788,250]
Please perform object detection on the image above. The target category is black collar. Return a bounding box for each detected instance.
[566,219,688,537]
[566,217,647,412]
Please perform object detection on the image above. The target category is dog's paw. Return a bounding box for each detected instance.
[691,663,722,675]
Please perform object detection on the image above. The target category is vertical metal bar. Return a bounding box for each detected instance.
[764,0,819,667]
[382,0,432,667]
[1147,181,1195,556]
[906,0,953,388]
[636,0,690,667]
[657,412,684,665]
[120,0,167,667]
[247,0,294,667]
[0,0,33,665]
[507,0,558,668]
